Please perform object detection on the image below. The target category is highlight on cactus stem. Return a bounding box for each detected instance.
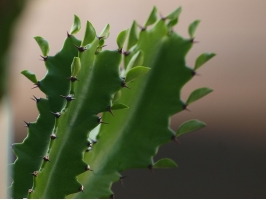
[9,6,215,199]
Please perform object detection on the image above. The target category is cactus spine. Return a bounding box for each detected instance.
[10,7,215,199]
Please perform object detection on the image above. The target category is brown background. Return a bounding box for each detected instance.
[7,0,266,198]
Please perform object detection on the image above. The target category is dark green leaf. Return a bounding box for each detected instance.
[111,103,129,110]
[125,66,150,83]
[116,29,128,49]
[166,7,182,20]
[194,52,216,70]
[145,6,157,27]
[99,24,110,39]
[186,87,213,105]
[69,15,81,35]
[153,158,178,168]
[21,70,38,84]
[188,20,200,38]
[176,119,206,137]
[127,21,138,50]
[82,21,96,46]
[34,36,49,56]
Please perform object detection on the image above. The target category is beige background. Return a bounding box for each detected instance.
[5,0,266,198]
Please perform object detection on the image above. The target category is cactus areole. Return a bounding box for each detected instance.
[9,7,215,199]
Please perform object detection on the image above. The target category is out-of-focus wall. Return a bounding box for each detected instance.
[7,0,266,198]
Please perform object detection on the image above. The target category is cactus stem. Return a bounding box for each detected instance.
[50,111,61,118]
[31,171,38,177]
[148,164,154,174]
[67,76,78,82]
[85,165,93,171]
[32,81,40,89]
[97,117,108,124]
[137,24,146,31]
[42,155,50,162]
[106,106,114,116]
[31,95,40,103]
[73,44,87,52]
[79,185,84,192]
[23,121,30,127]
[50,133,57,140]
[60,94,75,101]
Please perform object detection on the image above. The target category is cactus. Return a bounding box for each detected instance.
[10,7,215,199]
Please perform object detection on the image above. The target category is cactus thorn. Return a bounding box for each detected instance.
[23,121,30,127]
[110,194,115,199]
[28,189,33,194]
[159,12,166,20]
[50,133,57,140]
[137,24,146,31]
[86,165,93,171]
[171,135,181,144]
[106,106,114,116]
[92,139,98,144]
[79,185,84,192]
[50,111,61,118]
[119,175,127,186]
[40,55,48,61]
[31,171,38,177]
[98,117,108,124]
[96,35,105,40]
[182,104,190,112]
[190,38,199,44]
[42,155,50,162]
[118,48,123,54]
[86,147,92,152]
[32,81,40,89]
[73,44,87,52]
[31,95,40,103]
[148,164,154,174]
[67,76,78,82]
[121,79,130,89]
[67,31,71,37]
[60,94,75,101]
[123,51,130,56]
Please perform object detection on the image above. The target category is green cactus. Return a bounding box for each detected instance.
[10,7,215,199]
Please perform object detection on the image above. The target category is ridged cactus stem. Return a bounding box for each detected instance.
[11,7,215,199]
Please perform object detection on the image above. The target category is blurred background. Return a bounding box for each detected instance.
[4,0,266,198]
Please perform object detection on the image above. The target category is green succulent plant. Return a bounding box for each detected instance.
[9,6,215,199]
